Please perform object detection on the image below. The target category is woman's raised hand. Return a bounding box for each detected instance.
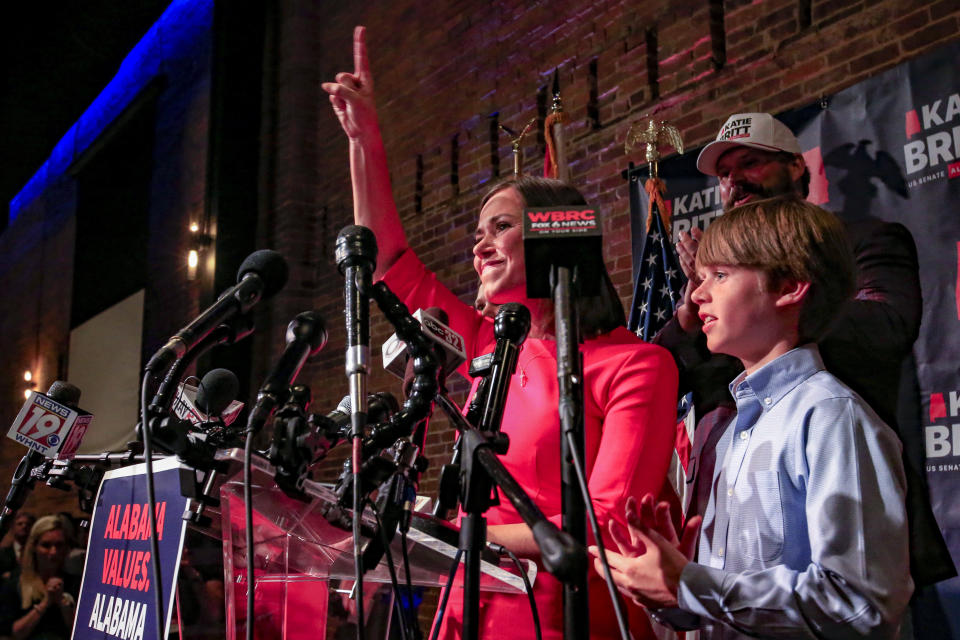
[322,26,379,141]
[323,26,408,274]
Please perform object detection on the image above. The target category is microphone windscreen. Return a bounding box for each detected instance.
[237,249,289,298]
[287,310,328,353]
[335,225,378,273]
[196,368,240,416]
[494,303,532,344]
[46,381,81,408]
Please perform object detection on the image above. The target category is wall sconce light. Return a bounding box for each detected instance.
[23,370,36,399]
[187,221,212,281]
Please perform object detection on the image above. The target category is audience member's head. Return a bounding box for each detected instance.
[20,515,72,608]
[11,512,36,546]
[697,113,810,211]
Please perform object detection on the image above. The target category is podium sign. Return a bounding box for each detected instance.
[72,457,190,640]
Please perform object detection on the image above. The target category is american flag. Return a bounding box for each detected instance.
[628,184,683,341]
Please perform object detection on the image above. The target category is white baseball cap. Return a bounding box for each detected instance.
[696,113,802,176]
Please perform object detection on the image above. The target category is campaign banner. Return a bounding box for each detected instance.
[629,38,960,633]
[72,457,190,640]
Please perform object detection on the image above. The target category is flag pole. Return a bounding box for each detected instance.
[544,70,568,182]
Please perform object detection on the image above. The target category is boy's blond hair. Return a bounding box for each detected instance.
[697,196,855,342]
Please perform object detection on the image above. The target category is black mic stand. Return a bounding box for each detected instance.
[431,396,586,640]
[551,264,589,640]
[336,225,378,640]
[0,451,44,540]
[436,302,587,640]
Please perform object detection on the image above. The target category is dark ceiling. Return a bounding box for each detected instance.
[1,1,172,232]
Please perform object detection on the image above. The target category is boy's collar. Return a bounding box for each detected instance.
[729,344,825,409]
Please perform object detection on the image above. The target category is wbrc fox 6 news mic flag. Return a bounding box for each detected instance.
[72,457,190,640]
[7,389,92,458]
[627,39,960,634]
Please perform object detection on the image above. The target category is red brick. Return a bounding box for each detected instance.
[902,16,959,50]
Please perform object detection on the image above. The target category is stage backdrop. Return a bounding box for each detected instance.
[628,39,960,629]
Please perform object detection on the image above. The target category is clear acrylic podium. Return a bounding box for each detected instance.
[218,449,535,640]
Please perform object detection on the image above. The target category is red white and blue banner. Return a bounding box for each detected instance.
[72,457,190,640]
[629,39,960,634]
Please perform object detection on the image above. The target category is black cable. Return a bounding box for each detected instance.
[489,543,541,640]
[428,548,462,640]
[139,376,166,640]
[369,500,412,640]
[244,429,255,640]
[564,430,630,640]
[399,529,423,640]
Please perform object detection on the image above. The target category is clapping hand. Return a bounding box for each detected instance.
[44,576,65,607]
[588,495,701,609]
[674,228,704,333]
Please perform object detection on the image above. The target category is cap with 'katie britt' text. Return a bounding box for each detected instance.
[696,113,802,176]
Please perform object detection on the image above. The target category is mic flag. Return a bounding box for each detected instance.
[8,382,92,459]
[522,205,603,298]
[382,308,467,381]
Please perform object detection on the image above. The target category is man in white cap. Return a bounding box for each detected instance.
[696,113,808,209]
[653,112,954,592]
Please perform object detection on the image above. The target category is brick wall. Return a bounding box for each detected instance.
[263,0,960,490]
[257,3,959,627]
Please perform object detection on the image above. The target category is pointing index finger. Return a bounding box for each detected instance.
[353,25,370,81]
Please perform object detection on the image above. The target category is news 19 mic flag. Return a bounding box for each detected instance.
[7,389,92,458]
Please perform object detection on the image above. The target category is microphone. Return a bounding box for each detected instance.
[171,368,244,427]
[382,307,466,388]
[336,225,377,431]
[196,368,241,417]
[320,392,401,436]
[522,205,602,298]
[247,310,328,435]
[145,249,288,374]
[268,391,400,493]
[479,303,531,432]
[0,382,91,537]
[150,315,254,415]
[303,392,401,464]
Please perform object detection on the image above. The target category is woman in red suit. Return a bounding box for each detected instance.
[323,27,678,640]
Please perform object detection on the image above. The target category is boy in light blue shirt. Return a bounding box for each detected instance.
[591,196,912,638]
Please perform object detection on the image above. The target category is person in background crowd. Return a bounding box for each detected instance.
[653,112,954,592]
[324,25,679,639]
[0,515,78,640]
[597,197,912,639]
[0,513,36,579]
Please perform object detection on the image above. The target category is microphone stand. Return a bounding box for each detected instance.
[551,265,589,640]
[431,396,586,640]
[0,451,44,540]
[336,226,378,640]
